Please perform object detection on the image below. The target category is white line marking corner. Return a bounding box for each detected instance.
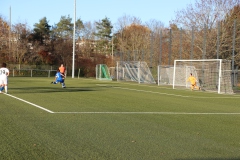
[5,93,54,113]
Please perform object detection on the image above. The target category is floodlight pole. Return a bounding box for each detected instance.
[9,6,11,60]
[218,59,222,94]
[72,0,76,78]
[173,60,176,89]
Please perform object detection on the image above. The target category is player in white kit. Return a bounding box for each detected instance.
[0,63,9,94]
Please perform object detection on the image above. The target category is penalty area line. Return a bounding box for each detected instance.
[5,93,54,113]
[96,84,240,99]
[96,84,190,98]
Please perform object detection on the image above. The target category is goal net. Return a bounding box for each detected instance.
[116,61,156,84]
[158,59,233,94]
[96,64,112,80]
[158,65,199,87]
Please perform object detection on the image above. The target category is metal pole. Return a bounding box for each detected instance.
[232,19,236,86]
[158,31,162,86]
[179,28,182,60]
[72,0,76,78]
[190,26,194,60]
[111,33,113,61]
[232,20,236,71]
[203,24,206,59]
[116,61,119,81]
[217,22,220,59]
[218,59,222,94]
[9,6,11,60]
[150,31,153,68]
[138,61,140,84]
[173,60,176,89]
[159,30,162,65]
[168,29,172,65]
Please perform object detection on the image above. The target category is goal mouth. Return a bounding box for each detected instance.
[158,59,234,94]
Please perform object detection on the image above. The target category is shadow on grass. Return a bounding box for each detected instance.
[9,86,104,94]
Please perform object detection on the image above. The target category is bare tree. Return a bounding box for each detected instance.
[170,0,240,61]
[219,5,240,66]
[172,0,239,29]
[76,21,96,57]
[0,16,10,62]
[115,14,142,33]
[11,23,31,64]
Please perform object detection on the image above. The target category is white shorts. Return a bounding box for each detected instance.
[0,76,8,85]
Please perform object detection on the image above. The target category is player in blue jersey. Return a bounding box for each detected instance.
[51,69,66,88]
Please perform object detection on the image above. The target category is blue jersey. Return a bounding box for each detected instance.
[55,72,64,82]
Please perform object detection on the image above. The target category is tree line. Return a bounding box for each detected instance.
[0,0,240,77]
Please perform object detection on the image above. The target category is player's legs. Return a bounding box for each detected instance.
[51,80,59,84]
[60,80,66,88]
[61,83,66,88]
[193,83,200,90]
[0,79,3,93]
[0,85,4,93]
[3,85,7,93]
[51,79,65,88]
[0,79,3,91]
[1,78,8,93]
[191,84,194,90]
[191,83,200,91]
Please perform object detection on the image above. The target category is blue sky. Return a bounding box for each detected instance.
[0,0,193,29]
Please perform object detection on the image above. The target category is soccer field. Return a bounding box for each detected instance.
[1,77,240,159]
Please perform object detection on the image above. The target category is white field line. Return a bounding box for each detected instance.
[96,84,240,99]
[5,93,54,113]
[4,80,239,114]
[83,78,240,97]
[54,112,240,115]
[96,84,190,98]
[5,92,240,115]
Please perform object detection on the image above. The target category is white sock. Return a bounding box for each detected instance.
[5,86,7,93]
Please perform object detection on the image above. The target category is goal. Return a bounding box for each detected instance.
[96,64,112,80]
[116,61,156,84]
[158,59,233,94]
[158,65,199,87]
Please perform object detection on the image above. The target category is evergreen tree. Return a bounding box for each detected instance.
[55,15,73,38]
[33,17,51,44]
[75,18,84,38]
[94,17,113,55]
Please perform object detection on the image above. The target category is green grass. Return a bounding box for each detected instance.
[1,77,240,159]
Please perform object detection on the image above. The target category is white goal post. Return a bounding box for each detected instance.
[96,64,112,80]
[116,61,156,84]
[158,59,233,94]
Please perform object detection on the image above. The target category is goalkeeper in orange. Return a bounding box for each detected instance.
[187,73,201,91]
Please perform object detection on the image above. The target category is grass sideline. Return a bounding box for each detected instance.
[1,77,240,159]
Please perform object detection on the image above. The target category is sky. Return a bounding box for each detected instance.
[0,0,193,29]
